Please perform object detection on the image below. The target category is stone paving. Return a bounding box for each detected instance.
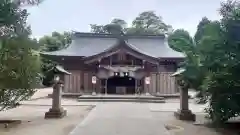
[149,102,207,113]
[69,102,171,135]
[0,105,92,135]
[20,88,211,135]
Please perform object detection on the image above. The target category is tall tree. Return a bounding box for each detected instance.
[90,24,108,34]
[0,0,41,110]
[90,18,127,34]
[127,11,172,35]
[39,31,72,51]
[110,18,127,29]
[169,0,240,124]
[38,31,72,86]
[13,0,43,6]
[0,0,31,37]
[90,11,172,35]
[194,17,211,43]
[168,29,194,52]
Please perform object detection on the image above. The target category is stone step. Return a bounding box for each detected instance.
[78,96,164,100]
[77,98,165,103]
[48,93,180,99]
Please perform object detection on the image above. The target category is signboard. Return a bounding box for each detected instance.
[145,77,150,85]
[92,76,97,84]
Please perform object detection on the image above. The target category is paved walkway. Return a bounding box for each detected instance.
[69,103,170,135]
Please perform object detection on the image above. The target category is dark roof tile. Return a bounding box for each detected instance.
[41,32,184,58]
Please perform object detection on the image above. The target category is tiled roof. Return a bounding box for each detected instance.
[41,32,184,58]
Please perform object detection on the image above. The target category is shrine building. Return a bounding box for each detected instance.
[41,32,184,95]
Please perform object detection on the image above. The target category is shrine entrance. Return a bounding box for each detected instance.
[107,76,136,94]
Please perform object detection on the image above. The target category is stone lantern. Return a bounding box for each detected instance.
[45,65,71,119]
[171,68,196,121]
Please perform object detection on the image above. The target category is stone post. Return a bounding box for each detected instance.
[180,87,189,110]
[45,80,67,119]
[174,85,196,121]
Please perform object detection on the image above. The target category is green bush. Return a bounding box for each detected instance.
[0,37,41,110]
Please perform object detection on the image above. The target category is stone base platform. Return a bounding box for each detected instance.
[78,95,165,103]
[45,108,67,119]
[48,93,181,98]
[174,109,196,121]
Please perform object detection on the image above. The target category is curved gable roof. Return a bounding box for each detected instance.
[41,37,117,57]
[127,38,184,58]
[41,32,184,59]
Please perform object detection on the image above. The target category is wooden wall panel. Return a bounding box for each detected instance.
[63,71,178,95]
[63,75,70,93]
[148,72,178,95]
[83,72,89,93]
[63,70,96,94]
[149,74,156,94]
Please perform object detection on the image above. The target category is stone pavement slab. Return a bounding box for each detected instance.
[148,102,207,113]
[69,103,170,135]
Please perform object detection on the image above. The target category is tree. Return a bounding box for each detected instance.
[90,18,127,34]
[127,11,172,35]
[90,11,172,35]
[90,24,108,34]
[38,31,72,86]
[194,17,211,43]
[39,31,72,51]
[169,0,240,125]
[168,29,194,52]
[111,18,127,29]
[0,0,31,37]
[201,1,240,124]
[0,0,41,110]
[13,0,43,6]
[0,38,41,110]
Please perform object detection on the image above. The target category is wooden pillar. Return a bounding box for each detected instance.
[110,55,112,66]
[142,60,145,69]
[145,76,150,96]
[105,79,108,95]
[156,64,160,95]
[135,79,137,94]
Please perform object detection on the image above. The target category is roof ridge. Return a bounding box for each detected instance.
[73,32,165,39]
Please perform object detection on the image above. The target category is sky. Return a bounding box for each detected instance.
[27,0,224,39]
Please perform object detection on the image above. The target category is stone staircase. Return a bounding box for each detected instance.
[78,95,165,103]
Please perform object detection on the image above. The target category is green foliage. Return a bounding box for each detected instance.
[13,0,44,6]
[194,17,211,43]
[168,29,195,52]
[90,19,127,34]
[90,24,108,34]
[39,31,72,51]
[90,11,171,35]
[0,37,41,110]
[171,0,240,125]
[0,0,41,111]
[127,11,172,35]
[0,0,31,37]
[38,31,72,86]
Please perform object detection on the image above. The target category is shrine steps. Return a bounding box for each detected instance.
[77,95,166,103]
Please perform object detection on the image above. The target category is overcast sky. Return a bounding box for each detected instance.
[27,0,224,38]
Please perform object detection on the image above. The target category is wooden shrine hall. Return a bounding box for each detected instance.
[41,32,184,95]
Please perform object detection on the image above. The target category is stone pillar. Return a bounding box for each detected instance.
[174,87,196,121]
[180,87,189,110]
[45,82,67,119]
